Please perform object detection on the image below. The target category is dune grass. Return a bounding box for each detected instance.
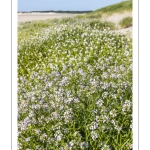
[76,0,132,19]
[76,12,102,19]
[95,0,132,15]
[119,16,132,28]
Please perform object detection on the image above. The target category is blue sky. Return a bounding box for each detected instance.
[18,0,123,12]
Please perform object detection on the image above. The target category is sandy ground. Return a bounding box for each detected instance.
[101,11,132,34]
[116,26,132,34]
[102,12,132,24]
[18,13,78,23]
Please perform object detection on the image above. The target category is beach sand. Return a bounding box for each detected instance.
[18,13,78,23]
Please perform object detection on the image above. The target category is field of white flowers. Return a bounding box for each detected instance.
[18,18,132,150]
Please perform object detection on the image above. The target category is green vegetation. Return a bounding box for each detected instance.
[18,17,132,149]
[89,20,115,30]
[119,16,132,28]
[75,12,102,19]
[76,0,132,19]
[95,0,132,15]
[18,18,116,44]
[83,12,102,19]
[18,1,132,150]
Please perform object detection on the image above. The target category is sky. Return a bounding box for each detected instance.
[18,0,124,12]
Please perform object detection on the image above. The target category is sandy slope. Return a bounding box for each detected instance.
[101,11,132,34]
[102,12,132,24]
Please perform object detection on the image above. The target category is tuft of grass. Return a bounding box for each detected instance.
[119,16,132,28]
[89,20,116,30]
[75,12,102,19]
[85,12,102,19]
[20,20,51,29]
[59,17,77,24]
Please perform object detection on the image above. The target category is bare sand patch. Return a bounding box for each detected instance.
[101,11,132,34]
[102,12,132,24]
[116,27,132,35]
[18,13,78,23]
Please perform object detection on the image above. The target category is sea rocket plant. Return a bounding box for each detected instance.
[18,18,132,149]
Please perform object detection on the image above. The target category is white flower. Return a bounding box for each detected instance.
[89,121,99,130]
[54,130,63,141]
[109,109,117,117]
[78,68,84,75]
[102,92,108,98]
[96,99,104,107]
[101,115,109,123]
[80,142,89,149]
[25,137,31,142]
[101,72,108,79]
[122,100,132,113]
[51,112,60,120]
[102,82,110,89]
[68,140,74,147]
[91,131,98,140]
[102,144,110,150]
[115,125,122,133]
[59,77,69,86]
